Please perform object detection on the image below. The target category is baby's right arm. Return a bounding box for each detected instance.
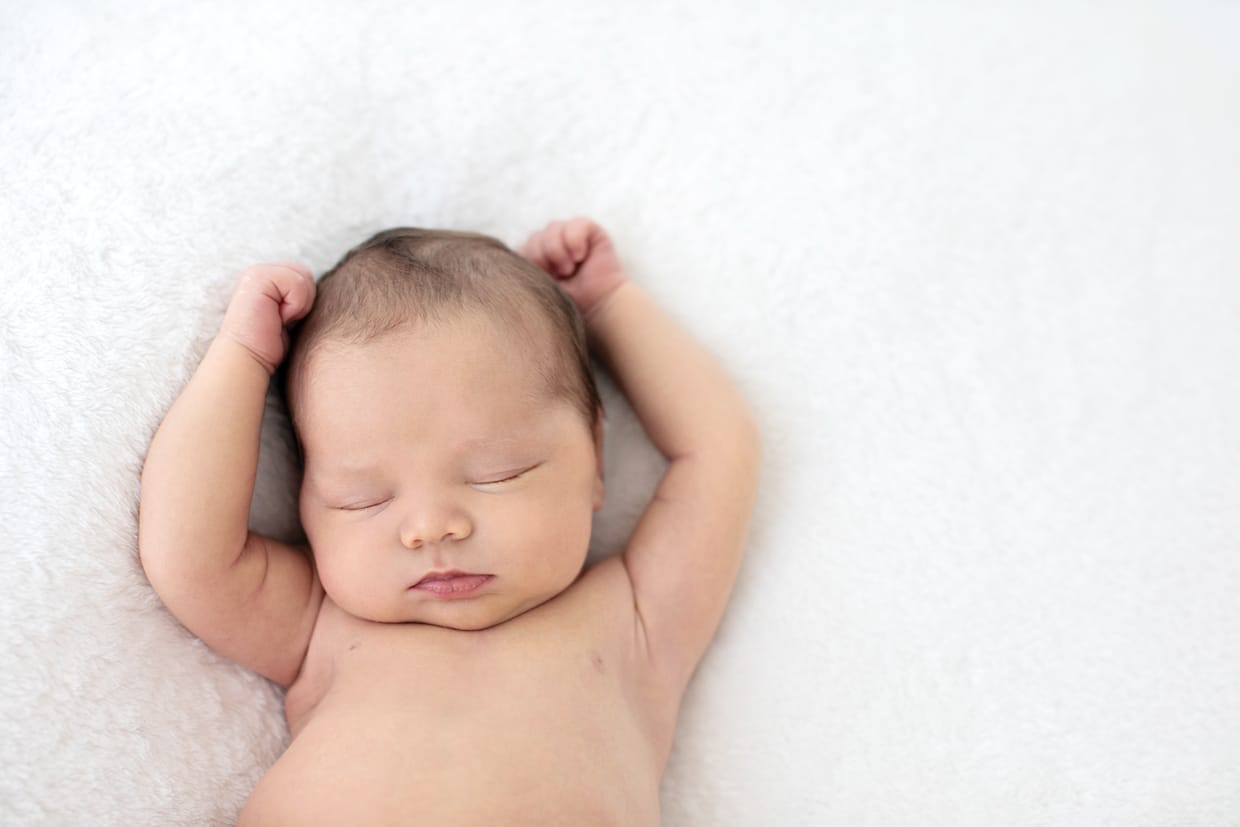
[137,263,323,688]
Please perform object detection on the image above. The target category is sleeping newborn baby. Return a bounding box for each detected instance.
[137,217,760,825]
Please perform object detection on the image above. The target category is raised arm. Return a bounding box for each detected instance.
[520,219,761,695]
[137,263,323,688]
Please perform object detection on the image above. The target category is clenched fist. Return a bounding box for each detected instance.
[219,262,316,376]
[518,217,628,319]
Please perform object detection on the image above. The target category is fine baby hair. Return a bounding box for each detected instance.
[280,227,604,462]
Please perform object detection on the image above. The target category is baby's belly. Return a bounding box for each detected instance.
[237,627,662,825]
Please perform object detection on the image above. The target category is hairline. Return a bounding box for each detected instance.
[285,301,593,457]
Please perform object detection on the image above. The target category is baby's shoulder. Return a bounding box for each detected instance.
[545,555,648,652]
[566,555,683,753]
[283,594,340,734]
[566,554,639,615]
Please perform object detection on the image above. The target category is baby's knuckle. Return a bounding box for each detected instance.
[246,263,281,278]
[236,270,265,289]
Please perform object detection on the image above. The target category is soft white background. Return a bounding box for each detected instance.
[2,1,1238,824]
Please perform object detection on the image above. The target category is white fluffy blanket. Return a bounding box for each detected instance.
[3,1,1239,824]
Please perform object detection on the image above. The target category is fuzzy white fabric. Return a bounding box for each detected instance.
[3,1,1240,824]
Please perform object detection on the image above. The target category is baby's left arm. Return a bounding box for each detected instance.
[521,218,761,697]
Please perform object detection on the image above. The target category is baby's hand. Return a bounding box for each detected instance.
[518,217,628,319]
[219,262,316,376]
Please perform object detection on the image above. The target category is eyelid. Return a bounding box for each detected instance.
[473,463,541,486]
[335,499,386,511]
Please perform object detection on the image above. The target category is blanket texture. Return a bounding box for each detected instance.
[2,1,1239,824]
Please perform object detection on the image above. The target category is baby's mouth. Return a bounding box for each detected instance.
[410,571,493,596]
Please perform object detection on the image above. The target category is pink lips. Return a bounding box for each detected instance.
[410,571,493,598]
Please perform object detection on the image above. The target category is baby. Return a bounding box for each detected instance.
[137,217,760,825]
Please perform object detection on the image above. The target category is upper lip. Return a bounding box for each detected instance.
[413,570,487,586]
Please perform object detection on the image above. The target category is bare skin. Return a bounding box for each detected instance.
[240,558,667,825]
[138,218,760,825]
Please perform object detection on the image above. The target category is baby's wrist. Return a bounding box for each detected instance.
[582,278,626,323]
[583,278,632,328]
[214,331,281,379]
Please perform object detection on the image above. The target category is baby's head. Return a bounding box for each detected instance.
[281,228,604,629]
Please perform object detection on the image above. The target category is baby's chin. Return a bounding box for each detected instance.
[320,591,485,628]
[329,588,559,630]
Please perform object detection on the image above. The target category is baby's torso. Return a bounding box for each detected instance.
[236,557,675,826]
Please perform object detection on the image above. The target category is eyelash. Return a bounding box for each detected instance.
[477,469,527,486]
[334,468,535,510]
[339,501,385,512]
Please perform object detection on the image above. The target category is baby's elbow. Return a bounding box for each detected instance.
[735,406,762,467]
[725,411,762,494]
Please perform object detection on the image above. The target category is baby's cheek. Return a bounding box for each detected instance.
[538,494,593,559]
[305,526,353,589]
[301,505,349,545]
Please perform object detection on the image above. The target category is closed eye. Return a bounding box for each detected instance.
[472,463,542,487]
[336,499,388,511]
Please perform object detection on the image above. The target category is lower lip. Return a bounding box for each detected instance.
[411,574,493,598]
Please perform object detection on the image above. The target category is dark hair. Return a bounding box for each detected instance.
[281,227,603,458]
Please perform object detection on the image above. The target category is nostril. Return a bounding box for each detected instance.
[400,511,472,549]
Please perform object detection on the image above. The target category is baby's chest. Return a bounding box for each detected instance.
[323,616,626,722]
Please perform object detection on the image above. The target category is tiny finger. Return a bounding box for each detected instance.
[529,234,553,273]
[564,219,591,262]
[543,222,573,274]
[272,261,313,280]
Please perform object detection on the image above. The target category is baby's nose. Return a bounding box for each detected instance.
[399,499,472,549]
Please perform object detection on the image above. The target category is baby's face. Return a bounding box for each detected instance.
[295,310,603,629]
